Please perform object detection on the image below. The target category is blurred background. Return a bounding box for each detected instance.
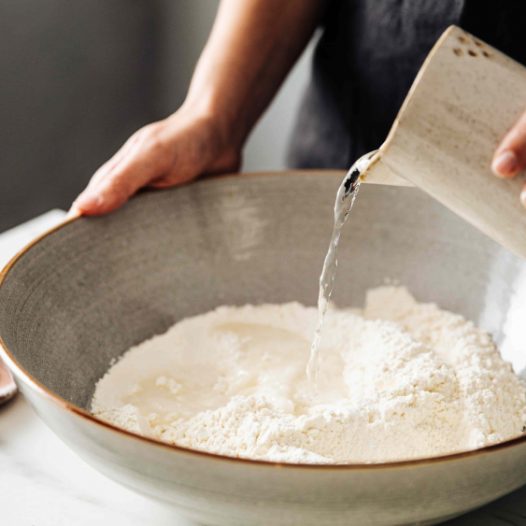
[0,1,315,231]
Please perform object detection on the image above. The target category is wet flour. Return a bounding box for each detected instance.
[92,287,526,463]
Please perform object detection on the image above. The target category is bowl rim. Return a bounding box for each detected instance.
[1,171,526,471]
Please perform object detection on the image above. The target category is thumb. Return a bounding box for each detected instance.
[72,127,170,215]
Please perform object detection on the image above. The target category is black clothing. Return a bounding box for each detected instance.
[288,0,526,168]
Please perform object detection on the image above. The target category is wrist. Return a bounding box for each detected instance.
[181,84,251,152]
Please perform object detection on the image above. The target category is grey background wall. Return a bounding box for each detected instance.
[0,1,314,231]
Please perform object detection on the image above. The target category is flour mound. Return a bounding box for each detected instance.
[91,287,526,463]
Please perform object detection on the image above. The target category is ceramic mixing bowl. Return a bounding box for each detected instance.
[1,172,526,526]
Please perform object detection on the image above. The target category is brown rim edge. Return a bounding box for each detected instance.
[1,170,526,471]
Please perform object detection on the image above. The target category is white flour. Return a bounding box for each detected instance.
[91,286,526,463]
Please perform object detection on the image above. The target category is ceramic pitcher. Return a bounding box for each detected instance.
[365,25,526,260]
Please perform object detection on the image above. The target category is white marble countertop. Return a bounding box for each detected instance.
[1,211,526,526]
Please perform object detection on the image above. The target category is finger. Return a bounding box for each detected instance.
[148,178,176,189]
[72,129,170,215]
[147,170,197,189]
[492,111,526,178]
[70,142,142,215]
[74,156,161,215]
[86,130,148,189]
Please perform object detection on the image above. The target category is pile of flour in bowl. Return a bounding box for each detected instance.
[92,286,526,463]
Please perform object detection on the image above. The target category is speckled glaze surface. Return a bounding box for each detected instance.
[1,170,526,526]
[370,26,526,261]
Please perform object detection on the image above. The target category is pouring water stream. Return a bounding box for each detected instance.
[307,150,378,385]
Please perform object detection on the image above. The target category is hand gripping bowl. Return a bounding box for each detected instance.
[1,172,526,526]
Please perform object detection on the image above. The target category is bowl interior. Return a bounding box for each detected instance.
[1,173,525,409]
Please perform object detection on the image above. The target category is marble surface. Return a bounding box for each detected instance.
[1,211,526,526]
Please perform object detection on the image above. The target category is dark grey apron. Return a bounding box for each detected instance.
[287,0,526,169]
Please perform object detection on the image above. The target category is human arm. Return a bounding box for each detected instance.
[72,0,326,215]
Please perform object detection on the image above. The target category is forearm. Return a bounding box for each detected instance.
[72,0,325,215]
[184,0,326,148]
